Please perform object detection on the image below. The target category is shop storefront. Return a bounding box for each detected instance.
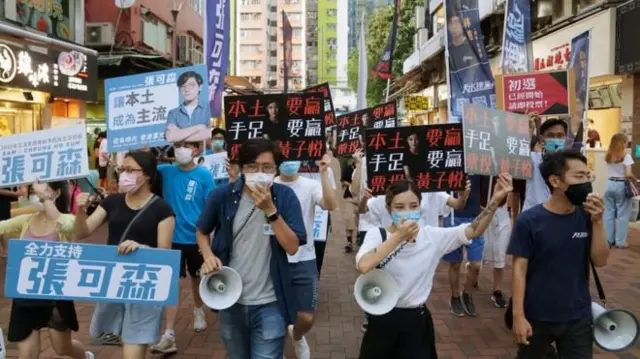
[0,37,98,136]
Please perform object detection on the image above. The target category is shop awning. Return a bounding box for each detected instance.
[388,52,445,101]
[97,53,165,67]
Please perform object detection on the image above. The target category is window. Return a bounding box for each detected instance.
[142,18,169,53]
[292,28,302,37]
[13,0,76,41]
[574,0,604,13]
[240,60,263,68]
[241,0,261,4]
[240,12,261,21]
[284,0,300,4]
[189,0,204,15]
[240,44,263,53]
[326,23,337,31]
[432,5,444,35]
[288,12,302,21]
[326,9,336,17]
[292,44,302,53]
[239,29,262,37]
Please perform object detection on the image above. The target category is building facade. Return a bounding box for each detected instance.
[0,0,99,136]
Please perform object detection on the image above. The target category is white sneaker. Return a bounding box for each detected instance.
[288,325,311,359]
[150,335,177,354]
[193,307,207,332]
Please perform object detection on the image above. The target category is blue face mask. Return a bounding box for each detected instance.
[212,139,224,150]
[391,210,421,225]
[544,138,565,152]
[279,161,301,177]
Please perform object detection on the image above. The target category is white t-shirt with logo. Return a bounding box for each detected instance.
[275,173,335,262]
[364,192,451,230]
[356,224,471,307]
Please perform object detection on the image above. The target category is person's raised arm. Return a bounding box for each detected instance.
[358,188,373,214]
[447,179,471,210]
[356,221,418,274]
[317,154,338,211]
[583,193,609,267]
[350,149,364,198]
[73,193,107,240]
[251,186,305,255]
[464,173,513,239]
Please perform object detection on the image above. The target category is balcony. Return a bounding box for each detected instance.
[403,28,444,74]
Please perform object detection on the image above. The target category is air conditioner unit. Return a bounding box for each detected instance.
[85,23,114,46]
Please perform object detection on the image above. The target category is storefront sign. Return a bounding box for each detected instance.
[533,43,570,72]
[0,41,97,101]
[496,70,576,116]
[616,0,640,74]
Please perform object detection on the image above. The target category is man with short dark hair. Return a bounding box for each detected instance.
[508,149,610,359]
[165,71,212,143]
[195,138,306,358]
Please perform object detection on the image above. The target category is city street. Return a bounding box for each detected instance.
[2,203,640,358]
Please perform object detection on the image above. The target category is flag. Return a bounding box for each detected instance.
[569,30,591,149]
[357,14,368,110]
[372,0,401,79]
[205,0,230,118]
[282,11,293,93]
[500,0,532,74]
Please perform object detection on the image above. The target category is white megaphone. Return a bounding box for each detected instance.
[592,302,640,352]
[354,269,399,315]
[199,267,243,311]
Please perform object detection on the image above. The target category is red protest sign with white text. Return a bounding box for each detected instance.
[497,69,575,116]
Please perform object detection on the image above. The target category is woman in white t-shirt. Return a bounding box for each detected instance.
[355,176,512,358]
[603,133,638,248]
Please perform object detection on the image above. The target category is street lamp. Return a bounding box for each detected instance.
[171,0,184,68]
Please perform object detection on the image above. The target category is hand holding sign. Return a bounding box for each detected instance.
[316,154,331,173]
[492,173,514,203]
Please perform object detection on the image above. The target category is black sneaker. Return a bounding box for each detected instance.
[344,243,353,253]
[360,315,368,332]
[449,296,465,317]
[461,292,477,316]
[491,290,507,308]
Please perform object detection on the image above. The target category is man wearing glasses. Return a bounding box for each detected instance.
[165,71,212,143]
[195,138,306,359]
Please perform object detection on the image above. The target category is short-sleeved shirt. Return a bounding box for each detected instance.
[158,164,215,245]
[100,194,174,247]
[606,153,633,178]
[507,204,592,323]
[356,224,471,307]
[522,152,551,212]
[453,175,484,218]
[166,103,211,129]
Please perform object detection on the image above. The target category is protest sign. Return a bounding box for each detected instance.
[225,93,326,161]
[105,65,212,152]
[304,82,336,128]
[496,69,576,116]
[4,240,181,306]
[0,124,89,189]
[335,102,397,157]
[199,152,228,180]
[462,103,533,179]
[364,124,467,196]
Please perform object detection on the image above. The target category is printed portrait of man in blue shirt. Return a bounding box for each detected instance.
[165,71,212,143]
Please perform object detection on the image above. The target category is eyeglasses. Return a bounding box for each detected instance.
[117,167,144,174]
[180,83,199,90]
[243,163,276,174]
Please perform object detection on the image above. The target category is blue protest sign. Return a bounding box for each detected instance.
[0,124,89,189]
[4,240,181,306]
[105,65,212,152]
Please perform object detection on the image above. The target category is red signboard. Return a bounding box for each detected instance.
[498,70,574,116]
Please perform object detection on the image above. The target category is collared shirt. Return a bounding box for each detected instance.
[166,103,211,129]
[196,178,307,325]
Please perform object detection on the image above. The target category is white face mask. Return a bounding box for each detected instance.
[29,194,44,211]
[175,147,194,165]
[244,172,275,189]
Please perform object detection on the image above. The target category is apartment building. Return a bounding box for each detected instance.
[236,0,306,91]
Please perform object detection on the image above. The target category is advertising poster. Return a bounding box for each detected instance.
[105,64,212,152]
[4,240,181,306]
[462,103,533,179]
[0,124,89,188]
[496,69,575,116]
[225,93,326,161]
[364,123,467,196]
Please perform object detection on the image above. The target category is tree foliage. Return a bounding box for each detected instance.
[347,0,421,106]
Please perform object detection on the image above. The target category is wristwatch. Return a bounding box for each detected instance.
[267,211,280,223]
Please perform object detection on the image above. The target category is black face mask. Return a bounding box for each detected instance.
[564,182,592,206]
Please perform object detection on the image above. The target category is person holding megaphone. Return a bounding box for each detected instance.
[355,174,513,358]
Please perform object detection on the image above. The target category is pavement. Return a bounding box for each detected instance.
[2,201,640,358]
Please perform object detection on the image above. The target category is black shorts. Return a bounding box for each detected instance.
[173,243,204,278]
[8,300,78,342]
[98,166,107,179]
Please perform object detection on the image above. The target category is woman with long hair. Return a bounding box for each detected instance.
[603,133,637,248]
[74,150,175,359]
[355,176,512,358]
[0,180,94,359]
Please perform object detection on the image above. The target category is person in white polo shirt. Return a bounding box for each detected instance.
[356,175,512,358]
[274,155,338,359]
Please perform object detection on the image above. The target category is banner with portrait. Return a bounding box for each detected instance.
[500,0,532,74]
[224,93,326,161]
[568,30,591,149]
[364,124,467,196]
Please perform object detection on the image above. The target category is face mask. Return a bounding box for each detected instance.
[29,194,44,211]
[212,139,224,151]
[564,181,592,206]
[391,210,421,226]
[279,161,301,177]
[175,147,194,165]
[119,172,142,193]
[245,172,275,189]
[544,138,565,152]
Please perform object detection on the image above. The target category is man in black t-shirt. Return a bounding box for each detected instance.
[447,14,479,69]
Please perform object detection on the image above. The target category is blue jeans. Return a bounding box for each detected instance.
[604,180,632,246]
[219,302,286,359]
[442,215,485,262]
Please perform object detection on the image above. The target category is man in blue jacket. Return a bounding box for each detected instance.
[195,138,306,359]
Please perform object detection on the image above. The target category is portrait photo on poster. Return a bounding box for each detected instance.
[104,64,212,152]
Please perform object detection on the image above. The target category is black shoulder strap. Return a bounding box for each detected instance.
[590,260,606,304]
[379,227,387,242]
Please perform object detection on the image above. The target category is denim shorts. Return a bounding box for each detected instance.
[442,215,485,263]
[290,259,319,312]
[89,302,164,345]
